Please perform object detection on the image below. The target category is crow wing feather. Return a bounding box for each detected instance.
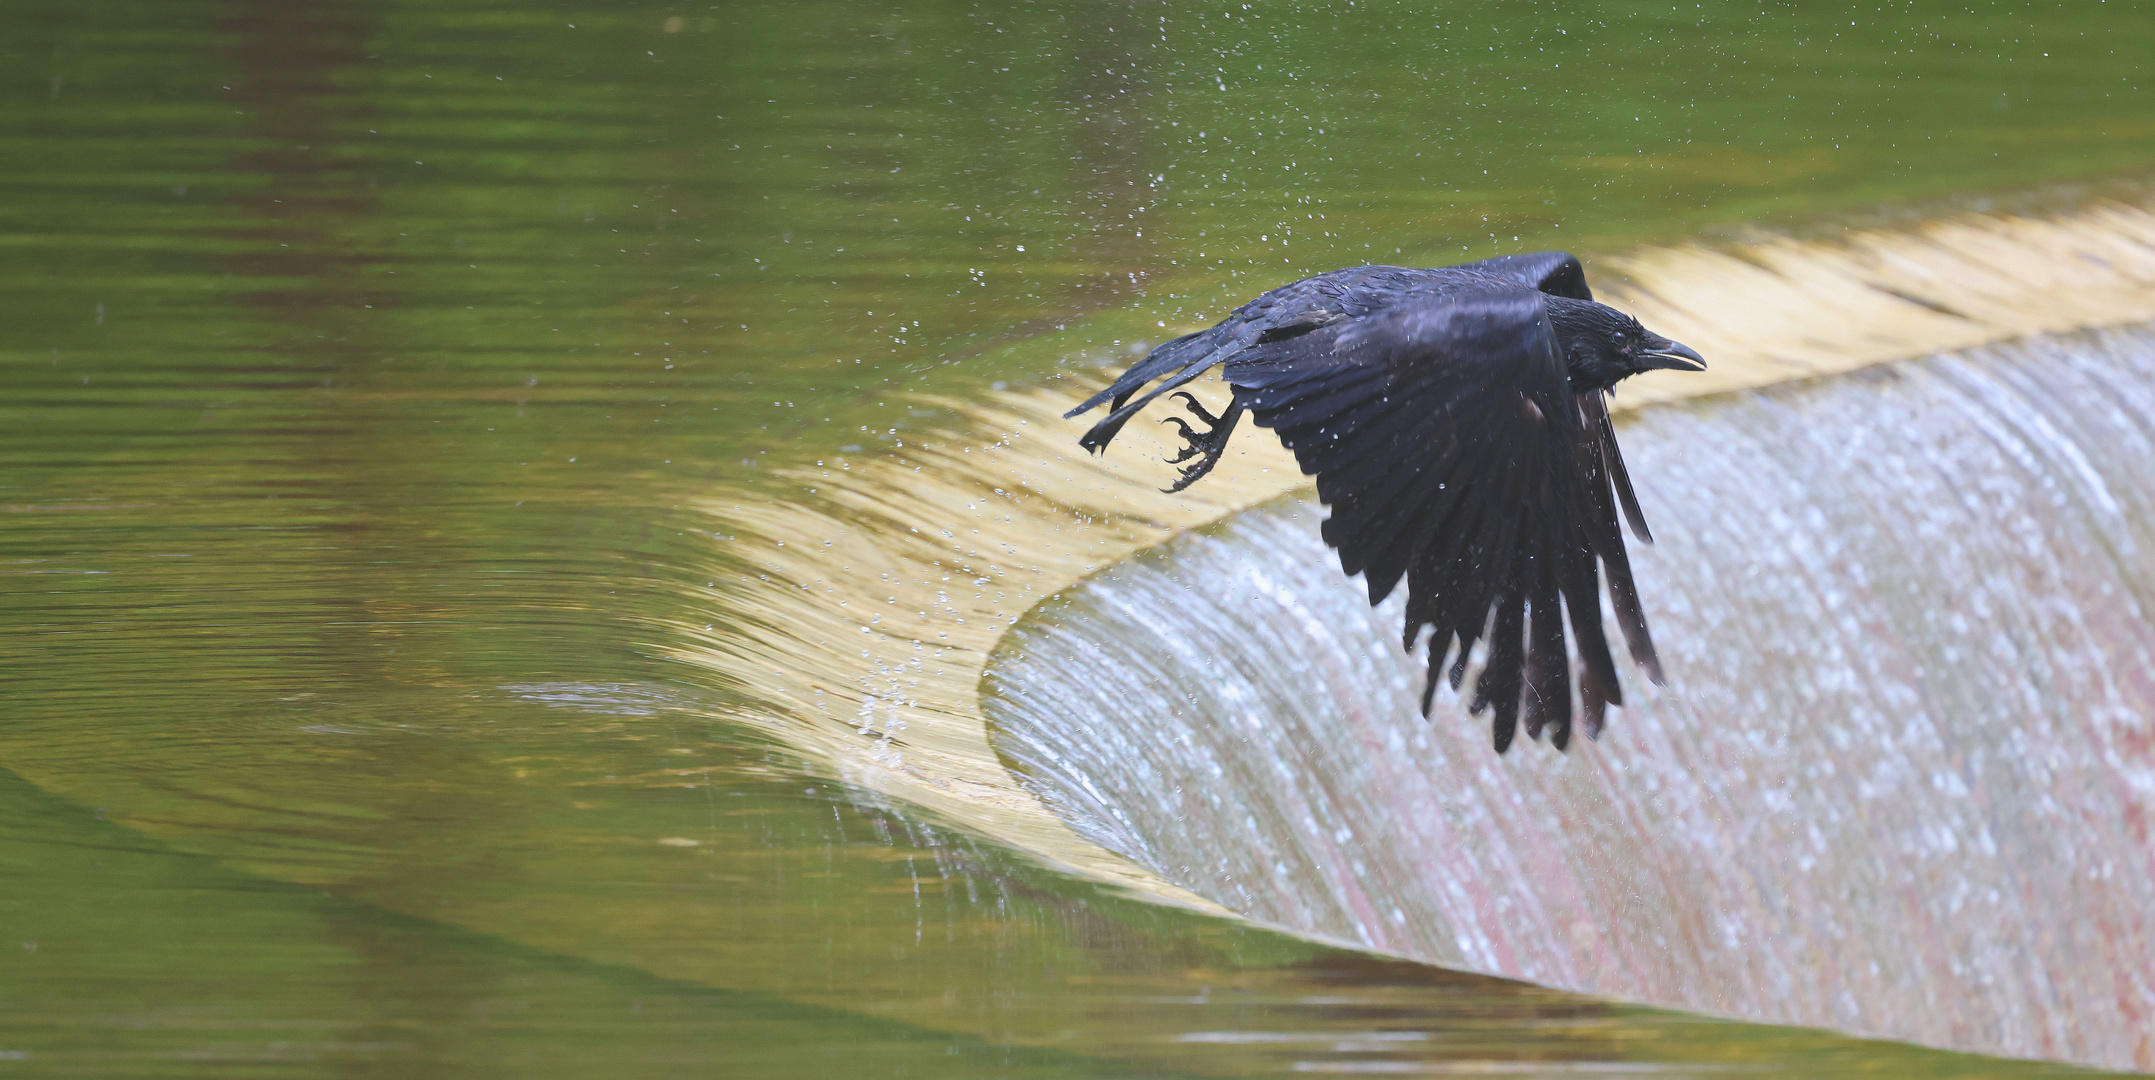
[1224,286,1657,751]
[1065,256,1593,454]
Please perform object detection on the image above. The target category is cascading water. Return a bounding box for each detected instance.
[984,323,2155,1071]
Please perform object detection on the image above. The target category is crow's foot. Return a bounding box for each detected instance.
[1158,391,1245,493]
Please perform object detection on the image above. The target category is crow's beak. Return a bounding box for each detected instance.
[1639,337,1707,372]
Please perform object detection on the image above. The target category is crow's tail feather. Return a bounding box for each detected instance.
[1075,347,1243,453]
[1069,328,1257,453]
[1064,328,1213,421]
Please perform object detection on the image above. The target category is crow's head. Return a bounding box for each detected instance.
[1546,297,1705,392]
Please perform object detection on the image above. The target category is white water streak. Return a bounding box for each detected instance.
[671,197,2155,1064]
[987,326,2155,1070]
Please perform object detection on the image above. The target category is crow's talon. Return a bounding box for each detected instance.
[1159,416,1203,462]
[1157,393,1246,493]
[1169,391,1222,427]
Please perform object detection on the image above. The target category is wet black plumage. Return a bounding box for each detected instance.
[1064,252,1706,752]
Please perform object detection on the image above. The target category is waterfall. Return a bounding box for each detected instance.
[984,323,2155,1070]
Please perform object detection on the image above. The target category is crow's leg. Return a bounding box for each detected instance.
[1158,391,1245,493]
[1160,393,1224,463]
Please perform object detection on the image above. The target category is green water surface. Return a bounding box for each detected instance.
[1,0,2147,1074]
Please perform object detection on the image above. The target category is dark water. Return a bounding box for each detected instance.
[3,0,2151,1074]
[988,324,2155,1071]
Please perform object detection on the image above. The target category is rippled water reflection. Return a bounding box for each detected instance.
[988,324,2155,1070]
[6,0,2154,1073]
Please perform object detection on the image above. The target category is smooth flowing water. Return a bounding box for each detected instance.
[5,0,2153,1074]
[988,324,2155,1070]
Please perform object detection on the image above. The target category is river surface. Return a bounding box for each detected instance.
[4,0,2152,1075]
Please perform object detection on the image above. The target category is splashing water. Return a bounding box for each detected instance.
[985,323,2155,1070]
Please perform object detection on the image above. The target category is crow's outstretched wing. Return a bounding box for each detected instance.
[1225,287,1659,751]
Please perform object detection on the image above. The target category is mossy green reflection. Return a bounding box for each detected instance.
[0,0,2146,1073]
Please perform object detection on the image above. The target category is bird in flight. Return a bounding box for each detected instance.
[1065,253,1706,752]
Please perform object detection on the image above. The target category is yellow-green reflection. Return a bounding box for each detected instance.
[1,0,2148,1074]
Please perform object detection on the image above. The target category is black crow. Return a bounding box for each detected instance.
[1064,252,1706,752]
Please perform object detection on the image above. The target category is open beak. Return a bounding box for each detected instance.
[1639,337,1707,372]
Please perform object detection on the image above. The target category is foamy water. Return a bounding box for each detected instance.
[986,324,2155,1070]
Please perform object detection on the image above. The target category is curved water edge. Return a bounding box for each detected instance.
[987,322,2155,1070]
[674,199,2155,1063]
[25,6,2155,1070]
